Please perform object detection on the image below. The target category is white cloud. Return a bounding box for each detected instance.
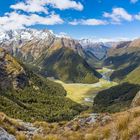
[47,0,83,11]
[135,13,140,20]
[80,37,132,43]
[69,19,107,25]
[10,0,83,13]
[59,32,68,36]
[10,0,48,14]
[103,8,133,24]
[130,0,138,3]
[0,12,64,31]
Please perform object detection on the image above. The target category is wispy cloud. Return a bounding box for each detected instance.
[10,0,48,14]
[80,37,132,43]
[134,12,140,20]
[47,0,83,11]
[69,7,137,26]
[1,0,140,31]
[1,0,83,30]
[0,12,63,31]
[103,8,133,24]
[69,18,107,25]
[10,0,84,13]
[1,0,85,30]
[130,0,138,3]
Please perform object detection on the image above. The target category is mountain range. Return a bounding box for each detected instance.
[1,29,140,85]
[1,29,140,140]
[0,29,108,83]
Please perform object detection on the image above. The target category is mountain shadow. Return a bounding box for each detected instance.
[93,83,140,113]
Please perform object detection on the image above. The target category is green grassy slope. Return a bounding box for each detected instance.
[124,66,140,85]
[37,47,101,83]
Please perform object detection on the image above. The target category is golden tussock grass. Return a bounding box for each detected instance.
[2,107,140,140]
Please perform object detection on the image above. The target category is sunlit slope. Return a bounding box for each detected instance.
[124,66,140,85]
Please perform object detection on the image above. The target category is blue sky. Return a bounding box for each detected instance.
[0,0,140,40]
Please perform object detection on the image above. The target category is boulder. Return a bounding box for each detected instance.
[0,127,16,140]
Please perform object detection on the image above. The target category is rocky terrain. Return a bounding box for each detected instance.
[1,105,140,140]
[0,29,102,83]
[0,127,16,140]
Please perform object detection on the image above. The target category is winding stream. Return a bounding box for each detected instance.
[101,68,114,81]
[84,68,115,103]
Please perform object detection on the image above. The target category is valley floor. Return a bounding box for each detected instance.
[53,68,117,106]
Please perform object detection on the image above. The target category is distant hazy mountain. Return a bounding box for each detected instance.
[79,39,111,60]
[0,29,101,83]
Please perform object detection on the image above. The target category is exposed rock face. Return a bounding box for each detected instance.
[0,29,109,64]
[0,29,101,83]
[14,35,83,64]
[0,29,81,62]
[14,120,42,138]
[0,48,29,90]
[131,91,140,107]
[0,127,16,140]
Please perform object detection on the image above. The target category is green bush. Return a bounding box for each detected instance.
[93,83,140,113]
[0,72,86,122]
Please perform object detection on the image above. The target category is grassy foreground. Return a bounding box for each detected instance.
[2,107,140,140]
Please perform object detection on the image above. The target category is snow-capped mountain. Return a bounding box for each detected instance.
[0,29,101,83]
[0,29,120,63]
[0,29,55,42]
[0,29,56,55]
[0,29,73,44]
[0,29,83,61]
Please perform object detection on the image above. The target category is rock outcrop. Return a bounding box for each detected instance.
[0,127,16,140]
[0,48,28,90]
[131,91,140,107]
